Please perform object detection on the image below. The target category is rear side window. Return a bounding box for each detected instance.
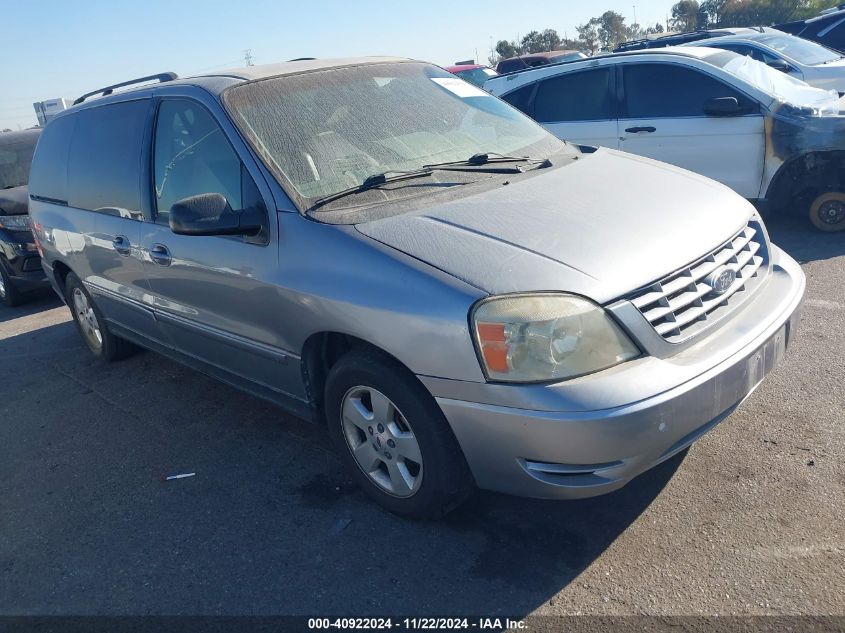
[534,68,614,123]
[29,116,76,203]
[623,64,750,118]
[497,59,526,74]
[67,100,149,213]
[501,84,536,115]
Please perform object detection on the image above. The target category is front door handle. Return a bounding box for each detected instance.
[112,235,131,256]
[625,126,657,133]
[149,243,172,267]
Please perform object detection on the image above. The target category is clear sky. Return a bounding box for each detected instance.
[0,0,675,130]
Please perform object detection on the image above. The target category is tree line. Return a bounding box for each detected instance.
[490,0,840,63]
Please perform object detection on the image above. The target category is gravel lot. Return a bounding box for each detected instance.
[0,214,842,617]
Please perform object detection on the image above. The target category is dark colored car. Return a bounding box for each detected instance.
[614,27,788,53]
[0,128,49,306]
[777,6,845,54]
[495,50,585,74]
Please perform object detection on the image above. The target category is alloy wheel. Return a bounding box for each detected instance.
[72,287,103,352]
[340,386,423,498]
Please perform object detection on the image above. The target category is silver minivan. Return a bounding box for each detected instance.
[28,58,805,518]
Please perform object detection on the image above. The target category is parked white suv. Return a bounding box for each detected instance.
[485,46,845,231]
[690,29,845,94]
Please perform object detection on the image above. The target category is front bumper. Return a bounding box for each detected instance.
[426,246,805,499]
[0,254,49,293]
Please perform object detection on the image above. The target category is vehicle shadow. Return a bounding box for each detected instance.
[0,318,684,617]
[766,213,845,264]
[0,290,62,324]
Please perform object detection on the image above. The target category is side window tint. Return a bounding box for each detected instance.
[154,100,242,222]
[623,64,749,118]
[501,84,535,115]
[28,115,76,203]
[67,100,148,213]
[823,23,845,50]
[534,68,613,123]
[747,47,779,64]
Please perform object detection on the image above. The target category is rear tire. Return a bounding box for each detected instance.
[808,192,845,232]
[0,265,24,307]
[64,272,136,361]
[324,347,473,519]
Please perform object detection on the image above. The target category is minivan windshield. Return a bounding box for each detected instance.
[0,137,37,190]
[224,62,566,208]
[753,34,842,66]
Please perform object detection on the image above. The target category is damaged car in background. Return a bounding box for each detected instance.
[485,46,845,231]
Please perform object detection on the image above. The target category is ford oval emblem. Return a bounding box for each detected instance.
[705,266,736,295]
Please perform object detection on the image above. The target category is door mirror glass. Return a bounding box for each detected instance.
[767,58,792,73]
[703,96,744,117]
[169,193,262,236]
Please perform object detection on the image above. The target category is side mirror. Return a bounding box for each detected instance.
[169,193,263,237]
[704,96,744,117]
[767,58,791,73]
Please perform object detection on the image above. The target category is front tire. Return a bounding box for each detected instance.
[0,265,24,307]
[808,192,845,232]
[325,347,473,519]
[64,272,136,361]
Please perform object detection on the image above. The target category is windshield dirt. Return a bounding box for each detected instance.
[223,61,567,209]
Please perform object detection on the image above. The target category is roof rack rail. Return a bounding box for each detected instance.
[73,72,178,105]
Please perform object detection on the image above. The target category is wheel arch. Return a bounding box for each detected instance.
[51,260,73,296]
[765,149,845,215]
[300,331,415,418]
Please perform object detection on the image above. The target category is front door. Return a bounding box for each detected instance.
[618,62,765,199]
[140,98,301,398]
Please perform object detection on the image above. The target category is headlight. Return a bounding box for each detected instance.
[472,294,639,383]
[0,214,32,231]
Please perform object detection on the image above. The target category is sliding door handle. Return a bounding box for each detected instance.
[149,243,172,266]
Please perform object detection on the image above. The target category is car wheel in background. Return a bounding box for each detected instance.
[0,265,24,307]
[808,192,845,232]
[324,347,473,520]
[64,272,136,361]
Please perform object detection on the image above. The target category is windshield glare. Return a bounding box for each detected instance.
[755,34,841,66]
[0,142,36,189]
[224,62,564,205]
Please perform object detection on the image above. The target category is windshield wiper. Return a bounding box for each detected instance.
[425,152,553,169]
[311,169,436,209]
[311,155,552,210]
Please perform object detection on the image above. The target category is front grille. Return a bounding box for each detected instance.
[627,221,768,342]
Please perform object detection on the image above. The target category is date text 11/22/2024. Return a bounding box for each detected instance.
[307,618,527,630]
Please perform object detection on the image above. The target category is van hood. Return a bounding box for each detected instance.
[355,148,753,303]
